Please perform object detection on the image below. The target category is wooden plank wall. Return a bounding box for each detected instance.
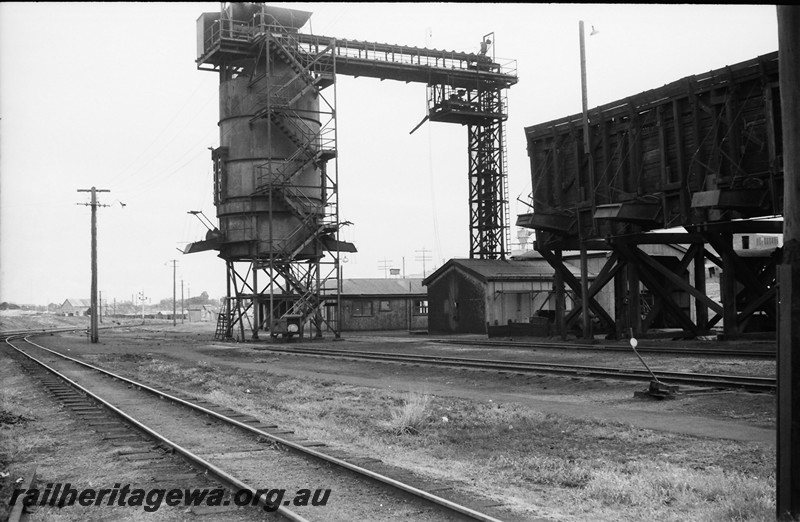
[526,51,781,243]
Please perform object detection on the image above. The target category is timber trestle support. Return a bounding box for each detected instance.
[535,226,779,340]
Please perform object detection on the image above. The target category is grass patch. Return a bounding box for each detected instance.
[0,375,58,462]
[94,350,776,521]
[584,461,774,521]
[384,392,431,435]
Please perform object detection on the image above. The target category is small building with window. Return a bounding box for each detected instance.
[59,298,91,317]
[332,279,427,332]
[188,304,220,322]
[422,258,599,336]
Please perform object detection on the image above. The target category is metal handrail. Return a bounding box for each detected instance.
[205,13,518,79]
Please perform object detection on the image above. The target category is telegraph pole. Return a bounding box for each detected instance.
[378,258,393,278]
[578,20,595,341]
[778,6,800,519]
[169,260,178,326]
[138,291,147,323]
[77,187,109,343]
[415,247,432,277]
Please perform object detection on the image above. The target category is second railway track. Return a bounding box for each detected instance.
[252,345,776,393]
[4,332,518,522]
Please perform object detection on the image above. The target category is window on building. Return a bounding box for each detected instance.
[414,299,429,315]
[379,300,391,312]
[352,300,374,317]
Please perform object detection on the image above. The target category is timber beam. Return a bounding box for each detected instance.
[610,232,705,245]
[563,252,622,332]
[517,212,575,234]
[695,232,778,337]
[690,220,784,234]
[613,242,703,336]
[636,244,708,332]
[536,247,616,333]
[593,203,662,226]
[691,188,769,211]
[532,238,610,251]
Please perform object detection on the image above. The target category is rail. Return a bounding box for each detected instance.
[4,334,310,521]
[255,345,777,393]
[6,332,509,522]
[434,337,776,358]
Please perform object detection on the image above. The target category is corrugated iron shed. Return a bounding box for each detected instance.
[332,278,425,296]
[422,258,586,286]
[61,298,92,308]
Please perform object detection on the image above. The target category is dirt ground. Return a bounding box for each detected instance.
[1,312,779,521]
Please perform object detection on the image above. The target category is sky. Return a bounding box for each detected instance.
[0,3,779,306]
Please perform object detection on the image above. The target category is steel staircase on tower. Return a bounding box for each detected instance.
[249,14,341,337]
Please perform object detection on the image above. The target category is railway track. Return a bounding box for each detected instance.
[3,345,237,521]
[254,345,776,393]
[3,332,516,522]
[0,326,83,338]
[429,338,775,359]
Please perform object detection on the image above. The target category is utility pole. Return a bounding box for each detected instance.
[77,187,109,343]
[181,280,185,324]
[578,20,595,342]
[777,6,800,519]
[169,260,178,326]
[378,258,393,279]
[138,291,147,324]
[415,247,432,277]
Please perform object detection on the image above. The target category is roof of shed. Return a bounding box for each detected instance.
[326,278,425,296]
[422,257,586,286]
[61,298,92,307]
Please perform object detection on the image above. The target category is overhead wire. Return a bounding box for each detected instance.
[105,81,210,188]
[109,91,219,195]
[427,97,443,267]
[113,41,292,202]
[113,68,271,204]
[119,125,218,198]
[423,27,444,267]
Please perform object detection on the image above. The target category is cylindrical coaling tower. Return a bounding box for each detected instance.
[216,56,324,261]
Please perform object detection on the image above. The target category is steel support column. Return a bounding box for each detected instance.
[467,89,509,259]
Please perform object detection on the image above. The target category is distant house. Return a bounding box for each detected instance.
[156,310,188,320]
[325,278,427,332]
[188,304,219,322]
[60,298,91,317]
[422,258,595,336]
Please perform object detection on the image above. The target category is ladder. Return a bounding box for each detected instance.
[214,312,228,340]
